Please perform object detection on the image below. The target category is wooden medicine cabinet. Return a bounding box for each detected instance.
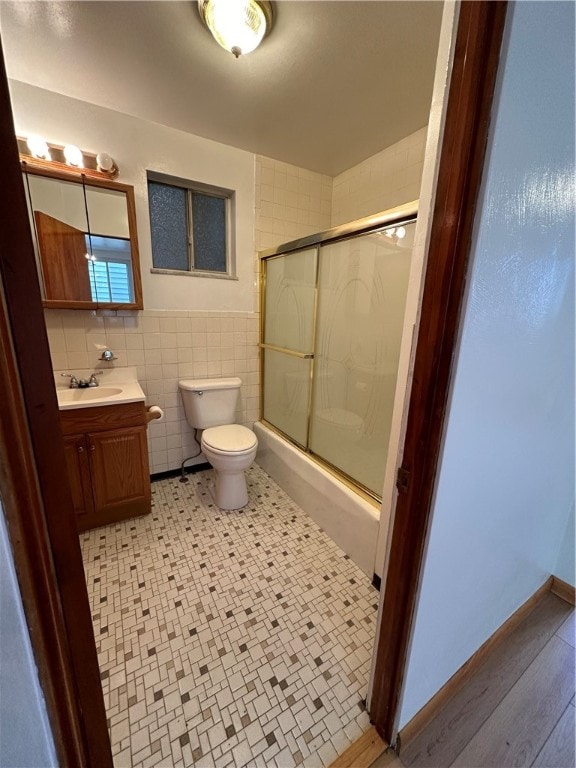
[22,164,143,309]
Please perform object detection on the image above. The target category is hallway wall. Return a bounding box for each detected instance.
[0,505,56,766]
[399,0,575,728]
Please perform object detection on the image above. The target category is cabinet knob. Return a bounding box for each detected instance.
[90,444,96,452]
[77,445,84,453]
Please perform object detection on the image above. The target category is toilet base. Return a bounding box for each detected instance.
[210,469,249,510]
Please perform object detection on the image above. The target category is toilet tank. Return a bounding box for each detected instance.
[179,377,242,429]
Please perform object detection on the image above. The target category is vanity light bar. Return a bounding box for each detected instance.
[17,136,119,180]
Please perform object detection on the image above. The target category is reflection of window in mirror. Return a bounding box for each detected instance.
[85,186,133,303]
[87,235,134,303]
[22,167,143,309]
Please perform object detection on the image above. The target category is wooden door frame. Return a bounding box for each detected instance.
[369,1,509,744]
[0,41,113,768]
[0,1,507,762]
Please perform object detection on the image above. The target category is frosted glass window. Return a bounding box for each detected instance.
[148,175,232,275]
[192,193,226,272]
[148,182,189,271]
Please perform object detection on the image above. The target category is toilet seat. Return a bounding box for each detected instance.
[202,425,257,454]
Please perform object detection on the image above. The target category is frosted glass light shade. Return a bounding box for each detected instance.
[63,144,83,167]
[199,0,272,57]
[27,135,51,160]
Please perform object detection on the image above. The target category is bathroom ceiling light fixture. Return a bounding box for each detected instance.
[18,136,119,180]
[198,0,273,58]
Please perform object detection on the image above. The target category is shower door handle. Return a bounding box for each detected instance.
[259,343,314,360]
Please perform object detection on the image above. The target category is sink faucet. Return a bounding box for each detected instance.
[61,373,79,389]
[61,372,102,389]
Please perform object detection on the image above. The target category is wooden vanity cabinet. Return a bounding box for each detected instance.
[60,402,151,532]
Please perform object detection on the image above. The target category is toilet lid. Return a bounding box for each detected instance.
[202,425,258,453]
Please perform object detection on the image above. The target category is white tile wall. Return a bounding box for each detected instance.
[45,309,259,474]
[331,127,428,227]
[255,156,332,253]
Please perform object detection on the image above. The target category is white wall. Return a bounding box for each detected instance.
[0,504,57,767]
[10,80,257,313]
[399,1,575,728]
[331,128,427,227]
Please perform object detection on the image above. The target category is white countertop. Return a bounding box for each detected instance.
[54,367,146,410]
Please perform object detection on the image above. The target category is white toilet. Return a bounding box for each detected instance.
[178,377,258,510]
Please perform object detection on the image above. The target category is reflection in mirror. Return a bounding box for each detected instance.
[25,174,92,301]
[22,167,142,309]
[85,185,133,304]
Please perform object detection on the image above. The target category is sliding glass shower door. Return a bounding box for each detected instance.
[261,247,318,447]
[309,229,412,495]
[261,217,415,500]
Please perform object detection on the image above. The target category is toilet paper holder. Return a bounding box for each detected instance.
[146,405,164,424]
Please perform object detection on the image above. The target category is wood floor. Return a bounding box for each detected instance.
[370,593,575,768]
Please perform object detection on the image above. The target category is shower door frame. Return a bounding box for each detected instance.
[259,203,419,504]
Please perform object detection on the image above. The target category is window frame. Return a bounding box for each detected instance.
[147,170,237,280]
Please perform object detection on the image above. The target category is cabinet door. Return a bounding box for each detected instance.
[62,434,95,523]
[88,426,151,525]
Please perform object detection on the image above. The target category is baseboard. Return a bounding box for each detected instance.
[328,726,386,768]
[150,463,211,482]
[551,575,576,606]
[398,575,554,750]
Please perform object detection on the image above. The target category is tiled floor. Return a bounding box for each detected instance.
[81,463,378,768]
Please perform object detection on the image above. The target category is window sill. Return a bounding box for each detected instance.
[150,268,238,281]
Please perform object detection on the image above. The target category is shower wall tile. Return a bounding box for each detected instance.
[44,308,259,475]
[254,156,332,253]
[331,127,428,227]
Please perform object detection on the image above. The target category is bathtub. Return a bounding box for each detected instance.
[254,422,379,578]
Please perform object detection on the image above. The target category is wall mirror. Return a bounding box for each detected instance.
[22,165,143,309]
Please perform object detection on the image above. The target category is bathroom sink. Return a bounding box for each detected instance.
[58,387,124,404]
[54,368,146,411]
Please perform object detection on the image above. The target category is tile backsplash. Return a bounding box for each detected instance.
[45,309,259,474]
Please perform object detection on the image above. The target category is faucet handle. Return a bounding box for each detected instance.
[61,373,79,389]
[88,372,102,387]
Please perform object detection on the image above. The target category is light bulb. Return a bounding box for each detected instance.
[203,0,267,57]
[27,135,51,160]
[396,226,406,239]
[96,152,114,172]
[63,144,83,167]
